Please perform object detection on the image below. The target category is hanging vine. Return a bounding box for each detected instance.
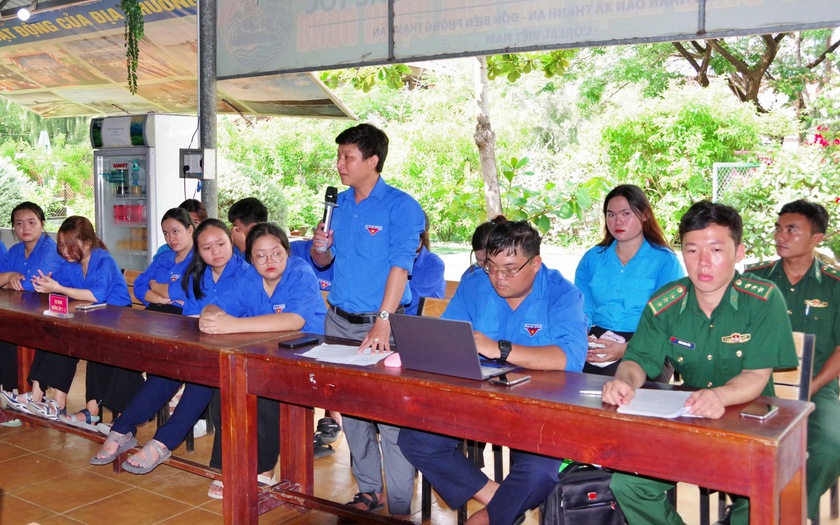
[119,0,145,94]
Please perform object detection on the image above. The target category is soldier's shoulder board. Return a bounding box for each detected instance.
[733,277,775,301]
[648,284,687,316]
[744,260,774,272]
[822,264,840,282]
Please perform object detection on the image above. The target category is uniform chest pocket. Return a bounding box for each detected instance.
[353,223,389,259]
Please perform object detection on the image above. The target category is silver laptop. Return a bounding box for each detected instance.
[390,313,518,380]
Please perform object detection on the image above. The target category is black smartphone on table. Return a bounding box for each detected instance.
[278,336,320,349]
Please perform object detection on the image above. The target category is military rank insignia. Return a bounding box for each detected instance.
[733,278,774,300]
[649,284,686,316]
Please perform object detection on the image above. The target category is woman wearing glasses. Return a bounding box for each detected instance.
[90,219,248,473]
[462,215,507,279]
[199,222,327,498]
[574,185,684,377]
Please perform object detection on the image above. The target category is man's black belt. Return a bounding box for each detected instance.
[331,305,404,325]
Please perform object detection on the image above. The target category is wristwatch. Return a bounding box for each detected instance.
[498,340,512,362]
[378,310,390,321]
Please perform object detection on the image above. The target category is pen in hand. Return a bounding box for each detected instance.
[579,390,602,397]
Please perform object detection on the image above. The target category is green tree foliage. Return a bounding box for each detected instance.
[0,157,28,227]
[322,65,413,92]
[599,82,780,242]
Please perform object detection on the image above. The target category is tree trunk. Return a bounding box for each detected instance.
[473,56,503,220]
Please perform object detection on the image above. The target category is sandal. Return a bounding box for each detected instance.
[315,417,341,444]
[1,391,33,414]
[90,431,137,465]
[28,398,64,420]
[59,408,100,430]
[207,480,224,500]
[346,491,384,512]
[122,439,171,474]
[206,474,277,500]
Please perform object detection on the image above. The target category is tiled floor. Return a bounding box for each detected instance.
[1,364,838,524]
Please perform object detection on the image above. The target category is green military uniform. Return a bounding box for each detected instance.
[610,273,797,525]
[746,258,840,519]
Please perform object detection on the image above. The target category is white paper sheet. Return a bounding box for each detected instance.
[298,343,392,366]
[617,389,702,419]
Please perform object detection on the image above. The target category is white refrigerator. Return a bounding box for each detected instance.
[91,114,199,271]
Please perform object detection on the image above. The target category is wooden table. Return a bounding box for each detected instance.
[230,336,813,525]
[0,290,297,477]
[0,291,813,524]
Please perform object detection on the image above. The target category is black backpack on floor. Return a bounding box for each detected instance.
[539,462,625,525]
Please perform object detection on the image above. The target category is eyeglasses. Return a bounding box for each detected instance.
[252,251,286,265]
[483,256,534,278]
[470,250,487,269]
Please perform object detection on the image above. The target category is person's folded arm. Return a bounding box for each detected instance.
[199,307,305,335]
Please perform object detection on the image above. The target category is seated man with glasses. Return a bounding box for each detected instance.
[398,220,588,525]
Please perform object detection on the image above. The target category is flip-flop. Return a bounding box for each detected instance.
[121,439,171,474]
[90,431,137,465]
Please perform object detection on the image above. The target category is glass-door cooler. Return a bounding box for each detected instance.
[94,150,152,271]
[91,114,199,271]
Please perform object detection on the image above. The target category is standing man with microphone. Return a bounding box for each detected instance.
[311,123,425,519]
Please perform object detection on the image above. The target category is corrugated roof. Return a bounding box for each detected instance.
[0,0,354,119]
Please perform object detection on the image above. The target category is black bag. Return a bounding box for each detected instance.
[539,462,625,525]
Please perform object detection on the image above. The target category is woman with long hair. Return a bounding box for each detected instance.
[91,219,248,474]
[574,185,684,377]
[200,222,327,498]
[0,202,66,411]
[26,216,143,425]
[133,207,195,313]
[405,211,446,316]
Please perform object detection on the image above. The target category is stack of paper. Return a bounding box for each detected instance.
[299,343,392,366]
[617,389,702,419]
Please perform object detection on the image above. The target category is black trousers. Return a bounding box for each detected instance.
[85,361,144,414]
[28,350,78,393]
[208,388,280,474]
[582,326,674,383]
[0,341,18,391]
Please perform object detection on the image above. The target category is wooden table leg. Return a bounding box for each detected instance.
[280,402,314,494]
[778,467,806,524]
[221,354,258,525]
[17,345,34,393]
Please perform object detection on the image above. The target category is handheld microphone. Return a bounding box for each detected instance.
[316,186,338,253]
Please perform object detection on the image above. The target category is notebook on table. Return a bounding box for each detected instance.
[390,313,518,380]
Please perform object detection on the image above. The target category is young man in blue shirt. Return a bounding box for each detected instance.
[311,123,425,519]
[398,220,588,525]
